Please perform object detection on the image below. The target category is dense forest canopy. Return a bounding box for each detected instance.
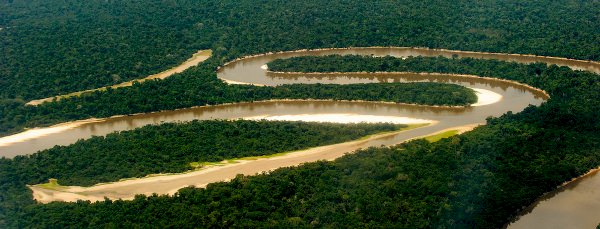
[0,0,599,228]
[0,0,598,100]
[0,120,403,186]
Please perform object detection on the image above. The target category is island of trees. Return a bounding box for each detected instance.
[0,81,475,137]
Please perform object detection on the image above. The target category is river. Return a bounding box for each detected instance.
[1,47,554,158]
[2,47,600,227]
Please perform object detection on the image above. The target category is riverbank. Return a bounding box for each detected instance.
[0,96,479,158]
[0,118,104,147]
[27,123,488,204]
[245,114,434,124]
[29,123,435,203]
[507,167,600,228]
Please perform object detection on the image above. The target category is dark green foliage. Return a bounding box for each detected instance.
[269,54,559,74]
[13,120,403,186]
[273,83,476,106]
[0,0,599,228]
[0,1,215,100]
[0,120,402,226]
[1,0,599,100]
[10,142,457,228]
[0,53,572,138]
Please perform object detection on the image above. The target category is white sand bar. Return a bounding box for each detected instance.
[470,88,502,106]
[245,114,433,124]
[29,125,439,203]
[0,119,101,147]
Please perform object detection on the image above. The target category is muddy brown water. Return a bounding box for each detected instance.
[2,47,599,226]
[1,47,557,157]
[218,47,600,86]
[507,169,600,229]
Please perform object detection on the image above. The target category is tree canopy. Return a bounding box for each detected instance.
[0,0,599,228]
[0,0,598,100]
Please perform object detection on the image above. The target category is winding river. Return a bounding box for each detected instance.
[1,47,599,227]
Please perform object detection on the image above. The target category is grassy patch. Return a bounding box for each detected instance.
[424,130,459,142]
[190,161,226,168]
[189,152,293,169]
[36,179,65,191]
[355,123,429,141]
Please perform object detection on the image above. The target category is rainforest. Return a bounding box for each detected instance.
[0,0,599,228]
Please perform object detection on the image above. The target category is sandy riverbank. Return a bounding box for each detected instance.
[28,123,488,204]
[470,88,502,106]
[29,124,434,203]
[0,119,103,147]
[244,114,434,124]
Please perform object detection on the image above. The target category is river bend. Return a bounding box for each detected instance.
[1,47,599,228]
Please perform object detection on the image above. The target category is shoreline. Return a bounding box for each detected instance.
[244,114,435,124]
[0,46,592,226]
[416,123,481,141]
[0,118,105,147]
[505,166,600,228]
